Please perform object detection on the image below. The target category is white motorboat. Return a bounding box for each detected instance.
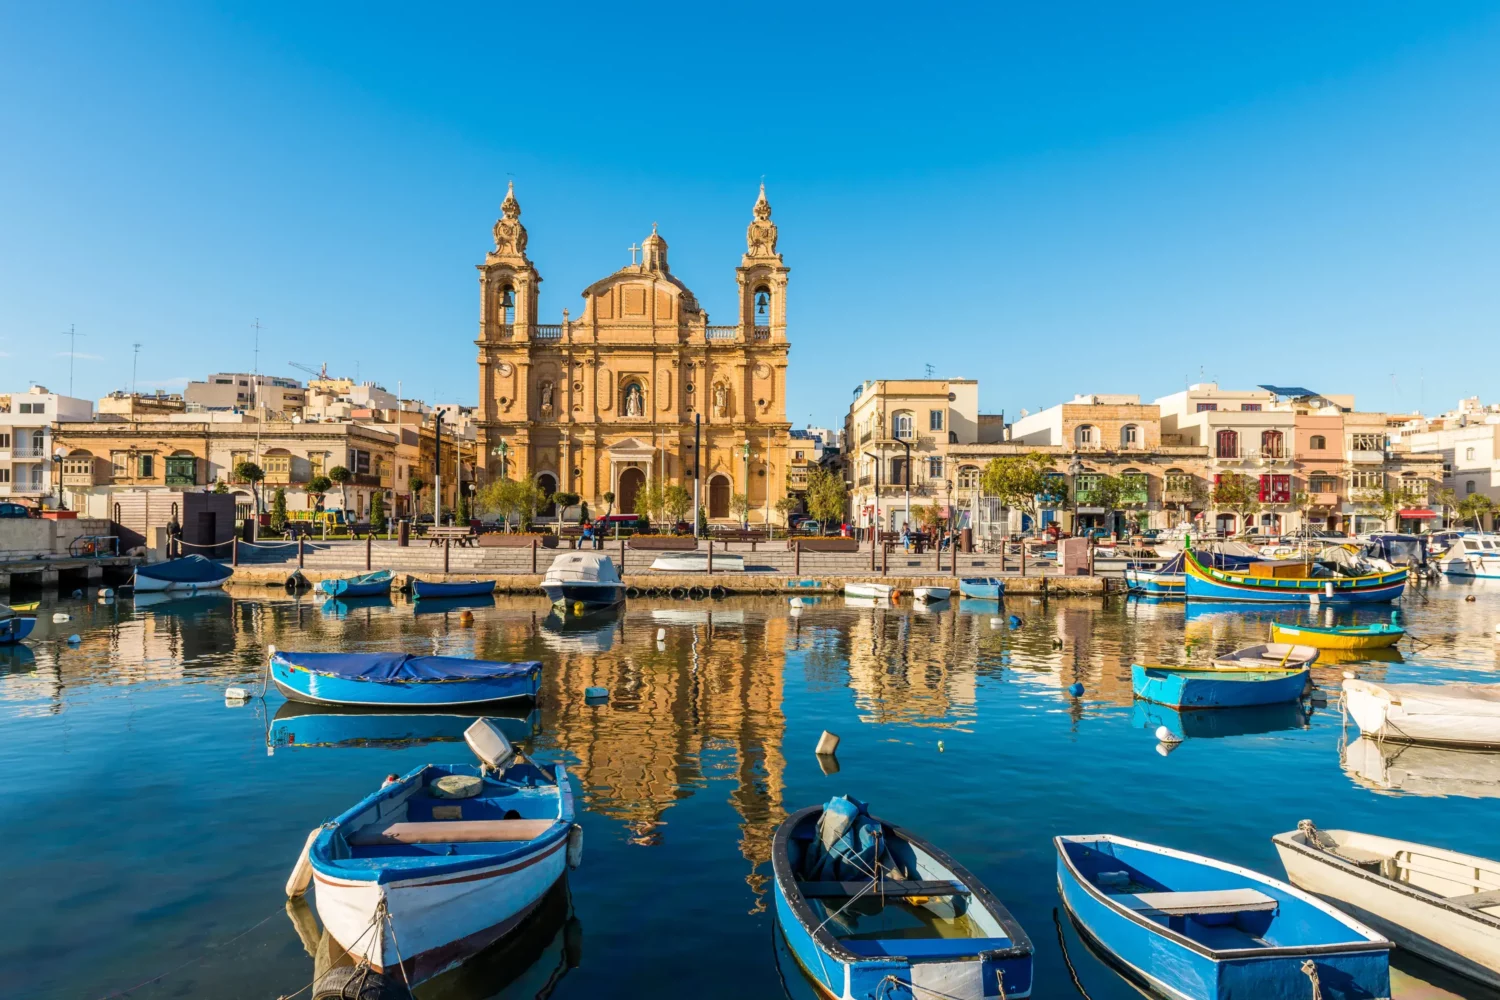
[131,554,233,593]
[1343,678,1500,749]
[540,553,624,608]
[1439,534,1500,578]
[843,582,896,601]
[912,586,950,602]
[1274,820,1500,989]
[1342,736,1500,799]
[1210,642,1319,670]
[648,552,745,573]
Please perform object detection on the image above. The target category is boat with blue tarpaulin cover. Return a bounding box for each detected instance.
[132,554,233,593]
[270,648,541,707]
[318,569,394,598]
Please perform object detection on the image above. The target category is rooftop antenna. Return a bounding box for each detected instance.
[924,363,935,378]
[131,343,141,396]
[61,324,85,397]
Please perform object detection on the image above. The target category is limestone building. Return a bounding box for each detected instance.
[475,184,791,524]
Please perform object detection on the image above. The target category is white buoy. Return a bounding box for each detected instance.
[1155,725,1183,745]
[656,641,666,651]
[52,613,70,623]
[789,597,806,608]
[285,827,322,897]
[656,628,666,640]
[225,686,251,702]
[937,740,945,752]
[1342,670,1357,680]
[790,604,804,616]
[1156,742,1179,757]
[990,617,1003,629]
[101,588,114,598]
[815,730,840,756]
[66,634,81,644]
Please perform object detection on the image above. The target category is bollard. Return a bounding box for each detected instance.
[620,537,626,576]
[232,536,239,567]
[531,537,538,574]
[707,539,714,574]
[366,531,372,571]
[1021,544,1026,577]
[444,537,451,574]
[871,529,877,571]
[935,539,942,572]
[298,535,305,569]
[794,540,801,576]
[951,535,958,574]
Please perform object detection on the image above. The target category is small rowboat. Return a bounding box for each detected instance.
[844,582,897,601]
[300,720,581,990]
[7,601,38,614]
[1056,834,1390,1000]
[318,569,393,598]
[649,552,746,573]
[1132,665,1310,710]
[132,554,233,593]
[774,796,1034,999]
[1343,678,1500,750]
[1270,620,1403,651]
[0,604,37,645]
[1210,643,1319,670]
[1274,820,1500,990]
[959,577,1004,600]
[412,578,497,600]
[913,586,951,602]
[269,646,542,707]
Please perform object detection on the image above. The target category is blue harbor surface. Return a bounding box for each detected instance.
[4,582,1500,998]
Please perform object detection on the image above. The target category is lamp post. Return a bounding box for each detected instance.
[1068,454,1084,537]
[740,440,754,529]
[52,451,64,511]
[899,434,912,536]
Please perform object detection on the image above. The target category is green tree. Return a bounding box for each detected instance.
[212,479,228,494]
[663,484,693,528]
[369,491,387,534]
[328,465,352,516]
[635,479,667,525]
[696,504,709,536]
[308,475,333,511]
[774,495,800,531]
[916,503,946,533]
[269,487,288,534]
[805,466,849,531]
[602,491,616,517]
[1353,486,1401,531]
[730,491,751,527]
[552,491,581,523]
[232,461,265,515]
[1458,492,1495,530]
[1211,473,1262,536]
[979,453,1060,535]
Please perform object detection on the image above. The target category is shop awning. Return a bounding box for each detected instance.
[1398,508,1436,519]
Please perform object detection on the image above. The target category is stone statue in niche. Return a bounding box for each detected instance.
[539,380,554,414]
[623,381,645,417]
[713,383,728,417]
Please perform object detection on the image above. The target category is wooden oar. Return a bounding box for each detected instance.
[1277,644,1295,669]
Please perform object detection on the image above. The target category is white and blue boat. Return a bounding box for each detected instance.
[1184,550,1405,605]
[131,554,233,592]
[268,701,539,754]
[1055,834,1390,1000]
[0,604,37,645]
[1126,551,1259,598]
[773,796,1034,999]
[1131,665,1310,710]
[301,720,581,988]
[318,569,393,598]
[541,553,625,608]
[269,647,542,707]
[958,578,1005,601]
[412,578,497,600]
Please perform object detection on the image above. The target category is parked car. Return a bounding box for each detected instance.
[0,502,31,519]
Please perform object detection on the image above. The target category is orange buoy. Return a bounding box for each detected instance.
[891,590,902,602]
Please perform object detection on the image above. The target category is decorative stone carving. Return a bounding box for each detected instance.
[623,380,645,417]
[713,382,728,418]
[745,183,779,260]
[491,181,529,260]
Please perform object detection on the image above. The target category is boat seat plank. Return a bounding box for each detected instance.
[1448,889,1500,909]
[797,879,967,899]
[348,819,555,846]
[1110,888,1278,916]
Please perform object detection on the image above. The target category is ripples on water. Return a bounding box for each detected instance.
[4,581,1500,999]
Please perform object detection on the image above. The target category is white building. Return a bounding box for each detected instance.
[0,386,94,504]
[184,373,306,415]
[1393,398,1500,516]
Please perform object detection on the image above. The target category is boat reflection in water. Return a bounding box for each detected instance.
[540,605,620,654]
[298,879,582,1000]
[0,641,36,675]
[1342,735,1500,799]
[131,589,232,615]
[412,595,498,617]
[1133,700,1311,742]
[268,701,539,754]
[319,595,395,619]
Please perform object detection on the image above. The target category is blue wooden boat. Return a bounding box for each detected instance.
[959,577,1005,600]
[318,569,393,598]
[1056,834,1390,1000]
[412,578,497,600]
[302,720,580,988]
[773,796,1034,999]
[0,609,37,645]
[1132,665,1310,709]
[268,701,538,753]
[270,647,541,707]
[1184,550,1405,605]
[1127,551,1260,597]
[1133,701,1310,741]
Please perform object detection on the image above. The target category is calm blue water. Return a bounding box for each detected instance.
[4,581,1500,999]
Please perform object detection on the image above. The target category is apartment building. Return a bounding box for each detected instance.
[184,373,306,415]
[1394,397,1500,527]
[0,387,93,505]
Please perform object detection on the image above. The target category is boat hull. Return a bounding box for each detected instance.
[412,580,496,599]
[1274,831,1500,990]
[958,578,1004,600]
[648,553,745,573]
[1184,551,1405,604]
[540,582,624,608]
[1056,835,1390,1000]
[843,583,895,600]
[914,586,951,602]
[271,660,541,707]
[1344,680,1500,750]
[1125,568,1185,596]
[0,615,36,644]
[1270,623,1402,651]
[131,572,230,592]
[319,572,394,598]
[1132,665,1310,709]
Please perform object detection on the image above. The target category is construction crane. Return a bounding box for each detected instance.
[289,362,329,381]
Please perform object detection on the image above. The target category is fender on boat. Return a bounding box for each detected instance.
[286,826,322,897]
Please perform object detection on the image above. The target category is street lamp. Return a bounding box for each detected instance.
[51,450,65,511]
[740,440,756,528]
[492,439,510,479]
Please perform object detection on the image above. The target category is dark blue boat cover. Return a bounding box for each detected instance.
[1145,551,1257,574]
[276,651,541,682]
[136,554,232,583]
[803,795,895,882]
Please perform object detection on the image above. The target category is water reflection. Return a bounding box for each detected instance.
[1134,701,1312,741]
[1342,736,1500,799]
[268,702,539,754]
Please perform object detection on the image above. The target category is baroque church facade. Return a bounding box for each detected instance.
[475,184,791,522]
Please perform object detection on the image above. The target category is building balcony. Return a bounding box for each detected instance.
[705,325,738,341]
[263,472,308,487]
[351,473,382,487]
[10,445,44,460]
[1348,450,1385,464]
[61,471,103,487]
[1309,491,1340,507]
[533,325,563,340]
[380,473,394,488]
[1162,489,1197,504]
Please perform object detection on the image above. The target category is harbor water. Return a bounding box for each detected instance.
[5,581,1500,999]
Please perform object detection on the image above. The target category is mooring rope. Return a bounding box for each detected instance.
[1052,907,1098,1000]
[95,902,287,999]
[1301,959,1322,1000]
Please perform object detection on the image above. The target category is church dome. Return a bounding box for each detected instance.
[642,223,668,271]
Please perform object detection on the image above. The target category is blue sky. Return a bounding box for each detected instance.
[3,3,1499,427]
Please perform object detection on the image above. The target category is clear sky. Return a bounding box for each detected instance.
[3,3,1499,427]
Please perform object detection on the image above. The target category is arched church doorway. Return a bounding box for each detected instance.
[709,475,730,519]
[537,473,557,517]
[618,468,645,515]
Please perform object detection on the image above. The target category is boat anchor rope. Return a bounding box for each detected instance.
[1301,959,1322,1000]
[876,971,1006,1000]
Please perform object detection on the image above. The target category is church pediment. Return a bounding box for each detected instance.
[606,437,656,459]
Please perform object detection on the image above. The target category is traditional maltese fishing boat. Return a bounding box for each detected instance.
[1183,550,1406,605]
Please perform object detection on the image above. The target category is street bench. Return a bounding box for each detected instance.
[427,526,477,547]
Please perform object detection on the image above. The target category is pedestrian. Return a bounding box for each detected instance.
[580,519,593,550]
[901,524,911,553]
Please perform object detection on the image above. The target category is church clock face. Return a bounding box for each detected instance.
[497,363,513,376]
